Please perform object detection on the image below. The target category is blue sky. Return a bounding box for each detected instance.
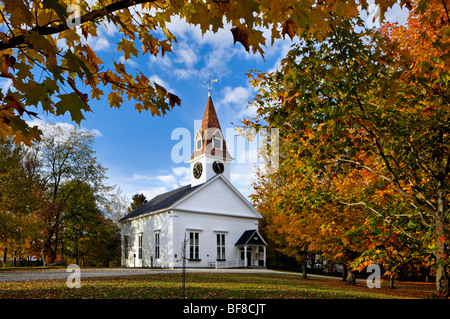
[18,3,408,206]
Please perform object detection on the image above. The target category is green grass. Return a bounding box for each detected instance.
[0,273,402,299]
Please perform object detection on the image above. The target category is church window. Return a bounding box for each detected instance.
[155,232,160,259]
[196,138,202,150]
[189,232,200,260]
[124,236,129,259]
[138,234,143,259]
[217,233,226,260]
[212,135,222,150]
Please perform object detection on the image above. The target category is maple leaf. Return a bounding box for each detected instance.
[117,38,139,60]
[167,92,181,107]
[281,19,296,40]
[42,0,68,21]
[5,95,25,116]
[67,77,88,103]
[108,92,123,109]
[0,0,407,145]
[55,92,90,124]
[231,27,250,52]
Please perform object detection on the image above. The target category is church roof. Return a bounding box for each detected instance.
[190,95,233,161]
[118,184,201,222]
[235,229,267,246]
[119,174,262,223]
[201,95,222,132]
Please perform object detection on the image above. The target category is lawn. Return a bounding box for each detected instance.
[0,272,436,299]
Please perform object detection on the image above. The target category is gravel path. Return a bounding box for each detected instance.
[0,267,280,282]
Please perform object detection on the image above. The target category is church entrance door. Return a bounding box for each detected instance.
[246,252,251,266]
[240,247,252,267]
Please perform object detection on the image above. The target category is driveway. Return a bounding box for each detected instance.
[0,267,285,282]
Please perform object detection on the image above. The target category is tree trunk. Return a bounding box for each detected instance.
[389,275,395,289]
[302,261,307,279]
[346,270,356,285]
[435,181,448,297]
[2,247,6,267]
[342,264,348,282]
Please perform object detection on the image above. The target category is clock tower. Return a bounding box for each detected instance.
[188,94,234,187]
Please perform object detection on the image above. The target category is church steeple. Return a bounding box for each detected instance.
[202,94,222,132]
[188,95,233,187]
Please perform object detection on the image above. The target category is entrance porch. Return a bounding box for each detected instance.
[214,229,267,269]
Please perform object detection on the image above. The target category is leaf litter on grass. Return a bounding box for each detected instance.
[0,272,434,299]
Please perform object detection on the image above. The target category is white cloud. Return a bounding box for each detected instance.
[237,103,258,119]
[359,0,409,28]
[175,43,199,67]
[217,85,257,121]
[148,74,175,93]
[168,16,232,47]
[131,174,153,181]
[267,41,293,74]
[172,166,190,177]
[89,36,111,51]
[172,166,191,185]
[27,118,103,139]
[100,20,120,36]
[81,21,119,52]
[0,79,12,93]
[173,68,199,80]
[221,86,254,106]
[157,174,177,184]
[139,186,168,200]
[167,16,192,39]
[385,3,409,25]
[91,129,103,137]
[230,162,258,200]
[119,55,138,67]
[156,16,238,81]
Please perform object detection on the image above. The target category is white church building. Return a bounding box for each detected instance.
[119,94,267,268]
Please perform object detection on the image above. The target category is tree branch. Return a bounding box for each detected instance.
[336,157,437,216]
[338,201,418,241]
[0,0,158,51]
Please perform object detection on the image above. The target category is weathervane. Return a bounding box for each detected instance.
[204,73,218,96]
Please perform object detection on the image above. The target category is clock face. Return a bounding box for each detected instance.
[193,162,203,179]
[212,161,224,174]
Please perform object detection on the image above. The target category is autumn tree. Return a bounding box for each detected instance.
[251,138,312,278]
[28,124,107,262]
[0,0,411,144]
[87,217,121,267]
[252,137,415,284]
[60,179,121,266]
[0,137,45,265]
[128,193,148,213]
[60,179,101,265]
[247,1,449,296]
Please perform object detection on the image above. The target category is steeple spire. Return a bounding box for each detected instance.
[189,95,234,187]
[190,95,233,162]
[201,95,222,132]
